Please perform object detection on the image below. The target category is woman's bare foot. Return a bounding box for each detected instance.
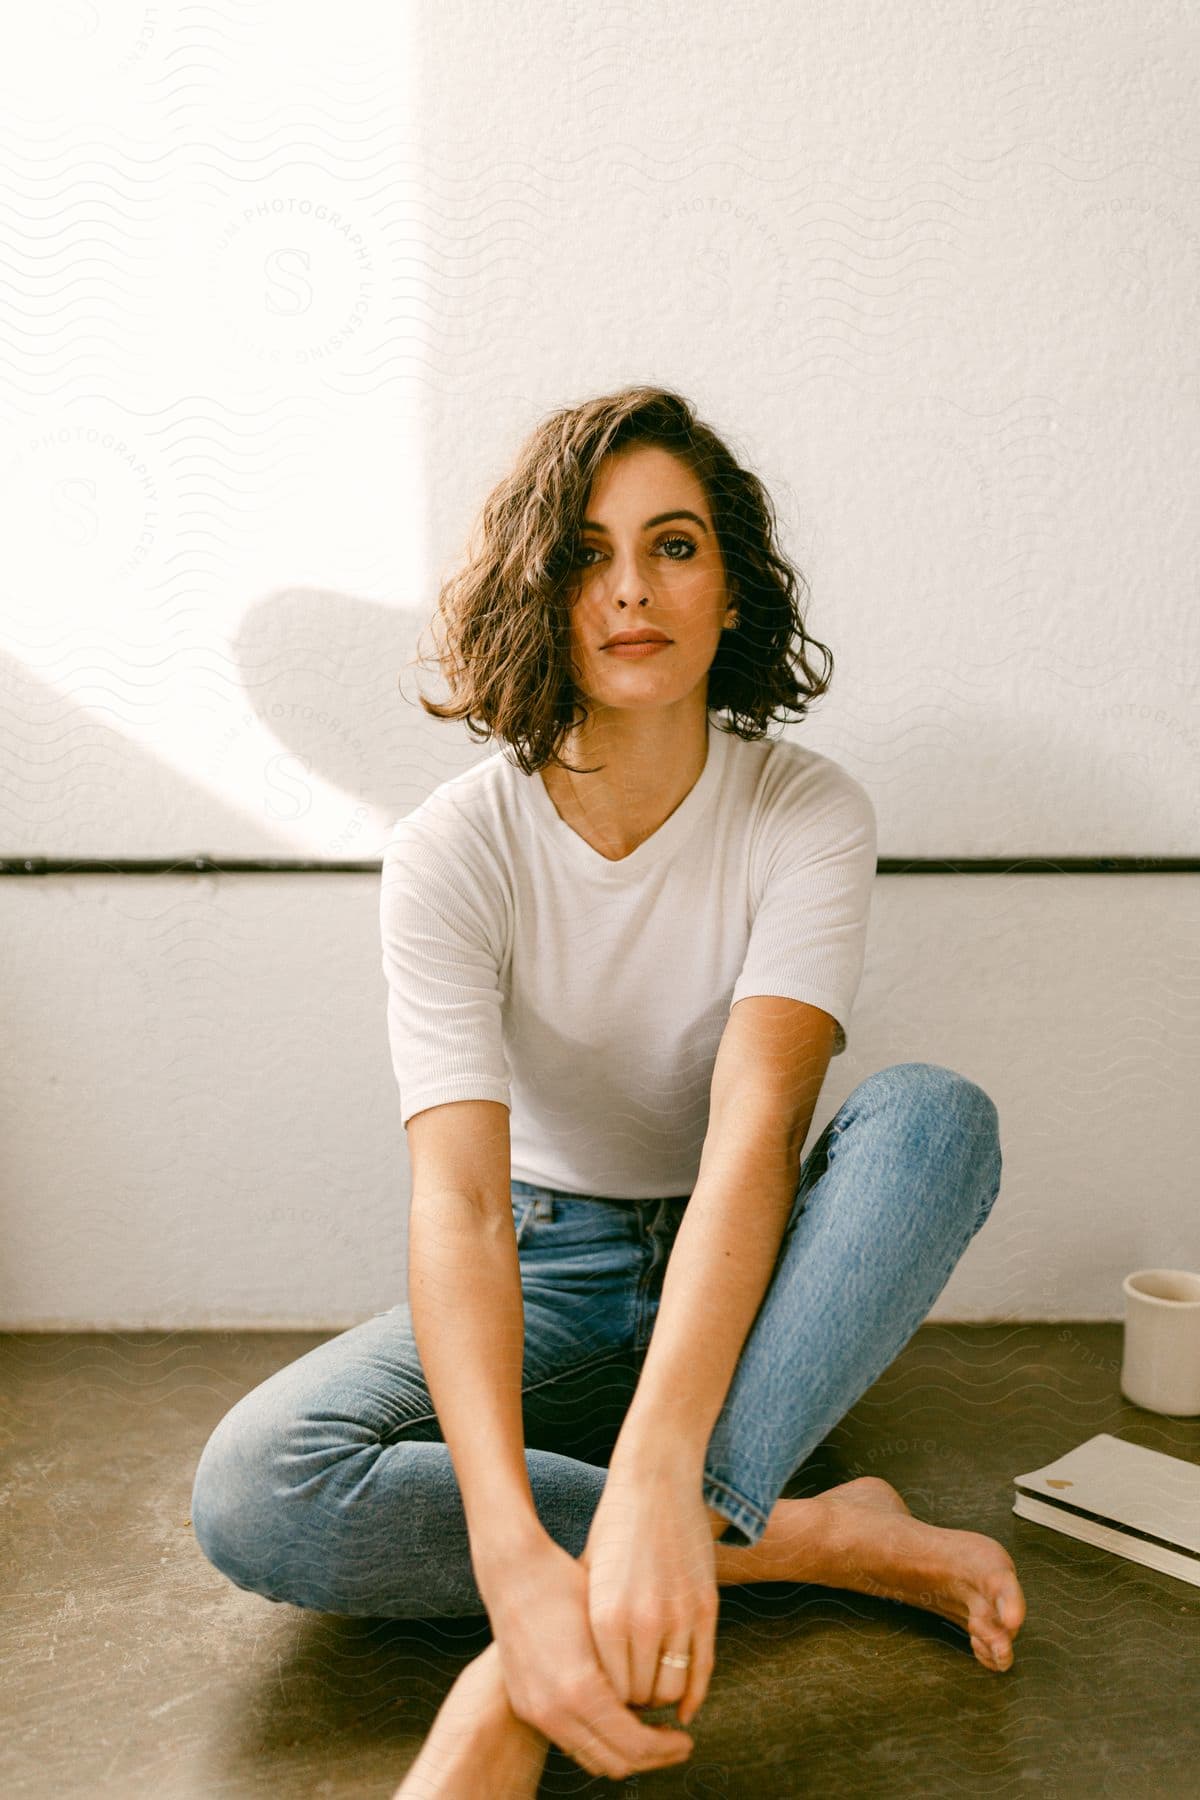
[391,1641,548,1800]
[716,1476,1026,1674]
[814,1477,1026,1672]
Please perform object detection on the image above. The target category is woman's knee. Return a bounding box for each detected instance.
[863,1061,998,1139]
[190,1399,290,1595]
[859,1062,1002,1212]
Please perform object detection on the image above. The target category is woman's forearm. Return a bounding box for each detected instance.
[408,1190,546,1577]
[614,1119,803,1472]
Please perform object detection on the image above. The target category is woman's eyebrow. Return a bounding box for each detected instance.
[580,509,710,535]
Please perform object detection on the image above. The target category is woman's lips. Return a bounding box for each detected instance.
[601,640,671,657]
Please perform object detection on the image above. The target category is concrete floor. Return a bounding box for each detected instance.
[3,1322,1198,1799]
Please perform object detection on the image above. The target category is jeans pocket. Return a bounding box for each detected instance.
[512,1196,536,1247]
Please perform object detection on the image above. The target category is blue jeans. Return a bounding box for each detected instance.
[190,1063,1001,1618]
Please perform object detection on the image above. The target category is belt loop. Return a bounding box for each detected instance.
[534,1193,555,1220]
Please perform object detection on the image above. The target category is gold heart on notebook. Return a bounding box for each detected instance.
[1046,1479,1074,1488]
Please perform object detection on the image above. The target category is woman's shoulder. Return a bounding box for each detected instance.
[384,746,515,861]
[741,733,874,827]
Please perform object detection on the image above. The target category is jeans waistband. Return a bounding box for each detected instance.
[511,1182,690,1223]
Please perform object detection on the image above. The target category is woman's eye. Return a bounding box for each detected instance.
[573,534,696,566]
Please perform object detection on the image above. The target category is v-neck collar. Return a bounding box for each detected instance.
[524,716,730,879]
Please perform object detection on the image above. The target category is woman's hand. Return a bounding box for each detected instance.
[581,1448,720,1727]
[476,1529,695,1782]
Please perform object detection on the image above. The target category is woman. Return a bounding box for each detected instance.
[190,387,1025,1796]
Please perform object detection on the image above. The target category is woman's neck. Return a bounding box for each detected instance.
[539,707,710,861]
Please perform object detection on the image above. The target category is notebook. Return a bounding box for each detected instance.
[1012,1433,1200,1590]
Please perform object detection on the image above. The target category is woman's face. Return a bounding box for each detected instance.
[563,443,737,716]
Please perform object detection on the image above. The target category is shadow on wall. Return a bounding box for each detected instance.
[2,585,491,861]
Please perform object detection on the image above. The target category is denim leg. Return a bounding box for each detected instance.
[190,1192,646,1619]
[191,1303,626,1618]
[700,1062,1004,1547]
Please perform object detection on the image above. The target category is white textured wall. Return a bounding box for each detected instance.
[0,2,1196,1327]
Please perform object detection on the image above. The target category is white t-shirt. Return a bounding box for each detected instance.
[380,715,877,1199]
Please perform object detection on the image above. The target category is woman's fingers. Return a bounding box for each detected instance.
[677,1626,715,1726]
[565,1687,693,1780]
[589,1615,632,1705]
[647,1638,692,1710]
[650,1591,717,1713]
[628,1616,670,1707]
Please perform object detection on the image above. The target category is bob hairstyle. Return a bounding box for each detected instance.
[409,385,834,776]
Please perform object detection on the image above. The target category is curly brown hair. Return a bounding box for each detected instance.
[407,385,834,776]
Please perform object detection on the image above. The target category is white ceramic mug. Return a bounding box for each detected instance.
[1120,1268,1200,1416]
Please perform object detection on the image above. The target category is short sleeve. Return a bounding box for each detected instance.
[729,765,877,1056]
[379,819,511,1127]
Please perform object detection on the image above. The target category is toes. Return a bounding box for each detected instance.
[997,1584,1026,1633]
[985,1577,1024,1638]
[969,1595,1017,1665]
[970,1632,1013,1672]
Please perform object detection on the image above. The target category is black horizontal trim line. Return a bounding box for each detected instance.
[0,855,1197,877]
